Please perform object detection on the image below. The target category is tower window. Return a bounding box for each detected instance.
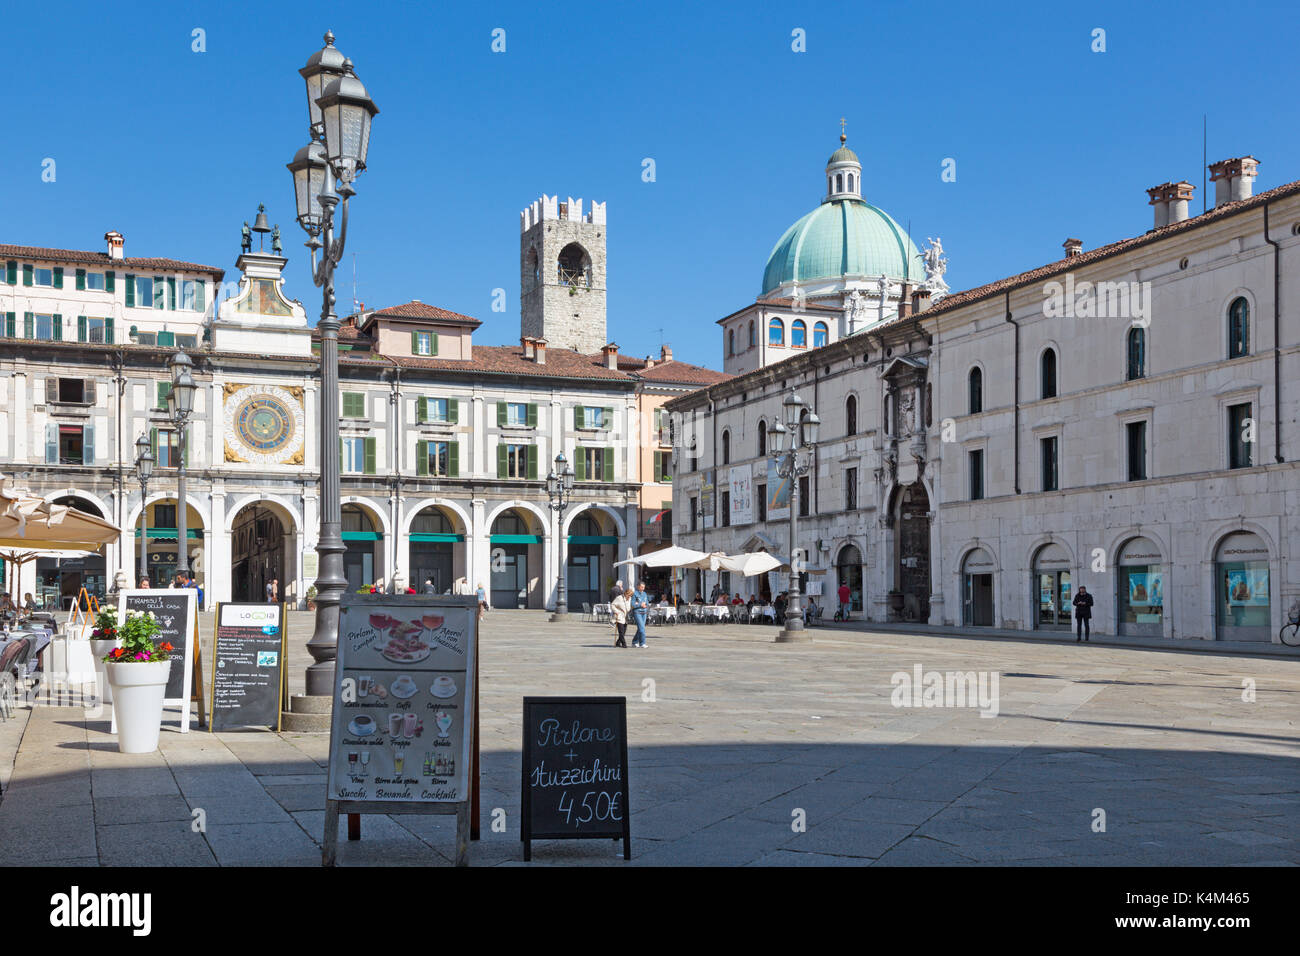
[1228,297,1249,358]
[835,173,843,193]
[769,318,784,346]
[1041,348,1058,399]
[758,420,767,456]
[969,367,983,413]
[847,173,854,192]
[1126,327,1145,380]
[846,395,857,435]
[748,320,755,348]
[722,429,730,465]
[557,242,591,288]
[728,329,735,356]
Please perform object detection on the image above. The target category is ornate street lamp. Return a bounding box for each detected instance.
[770,391,820,643]
[546,452,575,621]
[290,31,378,696]
[134,433,154,585]
[168,351,197,590]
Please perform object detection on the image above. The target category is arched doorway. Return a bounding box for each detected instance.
[567,510,617,611]
[1117,537,1164,637]
[1214,531,1270,641]
[836,544,862,613]
[409,506,465,595]
[137,498,204,590]
[38,495,107,608]
[230,502,293,603]
[342,504,384,593]
[489,508,542,608]
[961,548,995,627]
[894,483,930,621]
[1033,543,1072,629]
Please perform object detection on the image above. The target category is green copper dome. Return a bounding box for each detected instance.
[828,145,859,164]
[761,198,925,296]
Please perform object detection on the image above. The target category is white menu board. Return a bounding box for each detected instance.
[327,599,476,804]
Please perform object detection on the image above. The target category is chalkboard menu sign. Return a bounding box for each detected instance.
[117,588,198,733]
[521,697,630,861]
[210,603,286,732]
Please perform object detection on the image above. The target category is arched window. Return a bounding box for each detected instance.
[968,367,983,414]
[1228,297,1249,358]
[791,319,807,348]
[846,395,857,435]
[768,317,784,346]
[721,429,730,465]
[728,329,735,356]
[835,173,843,193]
[557,242,591,287]
[527,247,539,288]
[748,320,755,348]
[1126,327,1145,380]
[758,420,767,457]
[828,177,833,194]
[1041,348,1058,399]
[847,173,854,192]
[813,321,829,347]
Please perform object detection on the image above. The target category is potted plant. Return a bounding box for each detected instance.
[103,609,174,754]
[305,584,317,610]
[89,606,119,705]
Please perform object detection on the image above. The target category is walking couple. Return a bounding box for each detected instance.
[610,581,650,648]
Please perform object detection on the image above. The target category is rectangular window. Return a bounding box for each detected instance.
[154,504,177,529]
[1126,421,1147,481]
[690,497,698,531]
[799,475,810,517]
[57,379,85,404]
[653,408,670,445]
[180,279,203,311]
[85,272,106,291]
[969,449,985,500]
[176,334,198,349]
[134,276,154,309]
[506,403,528,426]
[757,484,767,522]
[426,440,450,476]
[33,267,53,287]
[721,491,731,527]
[1041,436,1059,491]
[136,332,157,346]
[578,446,608,481]
[505,443,529,478]
[584,406,604,429]
[156,430,183,468]
[82,317,107,343]
[342,392,367,419]
[342,436,367,473]
[1228,403,1253,469]
[653,450,672,483]
[845,467,858,510]
[56,425,84,464]
[414,330,436,356]
[419,397,449,423]
[33,314,55,340]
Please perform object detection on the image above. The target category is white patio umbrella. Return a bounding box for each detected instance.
[613,545,711,569]
[715,551,785,577]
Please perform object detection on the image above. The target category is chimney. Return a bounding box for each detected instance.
[1166,181,1194,224]
[911,288,932,314]
[897,283,912,318]
[105,230,124,260]
[1147,182,1172,229]
[1062,238,1083,258]
[659,343,672,363]
[534,338,546,365]
[521,336,535,360]
[1208,156,1260,208]
[602,342,619,370]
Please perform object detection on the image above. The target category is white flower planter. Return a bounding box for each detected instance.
[105,660,171,754]
[90,640,117,704]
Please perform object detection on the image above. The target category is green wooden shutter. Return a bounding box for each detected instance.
[575,449,586,482]
[448,399,459,423]
[603,407,613,430]
[183,430,190,467]
[157,382,170,408]
[417,396,428,423]
[125,274,135,307]
[166,277,176,310]
[75,269,86,291]
[53,267,63,289]
[526,403,538,427]
[448,441,459,477]
[497,443,507,478]
[52,314,62,341]
[5,261,15,284]
[430,332,438,355]
[497,402,507,427]
[22,264,33,287]
[157,330,174,347]
[105,317,114,344]
[363,437,376,474]
[574,406,585,429]
[23,312,33,338]
[4,313,14,337]
[654,451,662,482]
[603,446,614,482]
[82,425,94,465]
[105,270,115,293]
[411,330,419,354]
[77,316,87,341]
[416,440,428,476]
[150,427,159,460]
[526,444,538,480]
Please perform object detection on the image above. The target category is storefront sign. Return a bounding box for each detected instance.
[210,603,287,731]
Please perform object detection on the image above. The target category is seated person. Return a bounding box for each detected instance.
[22,592,37,614]
[774,593,788,620]
[805,596,820,622]
[731,593,744,606]
[0,592,15,622]
[746,594,757,608]
[691,594,705,605]
[714,592,729,606]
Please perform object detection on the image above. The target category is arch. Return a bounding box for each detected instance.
[813,321,829,347]
[561,503,627,538]
[224,493,301,534]
[402,497,472,538]
[721,428,731,464]
[748,319,756,348]
[1126,326,1146,380]
[1039,345,1058,399]
[728,328,735,356]
[791,318,807,348]
[556,242,592,288]
[768,317,784,346]
[1027,536,1075,570]
[126,492,211,536]
[1227,295,1250,358]
[955,539,1001,574]
[757,419,767,457]
[1104,527,1170,567]
[968,364,984,414]
[1201,521,1277,564]
[340,496,391,536]
[42,488,111,520]
[485,498,550,533]
[845,393,858,435]
[228,497,299,603]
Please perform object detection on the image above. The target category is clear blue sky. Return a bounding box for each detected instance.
[4,0,1298,368]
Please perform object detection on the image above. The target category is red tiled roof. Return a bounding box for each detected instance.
[344,345,636,383]
[0,244,225,277]
[632,359,732,386]
[365,301,481,326]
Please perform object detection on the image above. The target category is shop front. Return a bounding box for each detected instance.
[836,544,863,613]
[1033,543,1072,630]
[1117,537,1164,638]
[35,554,107,610]
[1215,531,1271,641]
[962,548,995,627]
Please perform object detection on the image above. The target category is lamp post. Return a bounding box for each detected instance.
[546,453,575,621]
[133,433,154,585]
[167,352,197,591]
[290,31,379,696]
[769,390,820,643]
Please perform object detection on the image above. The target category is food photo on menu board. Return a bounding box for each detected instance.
[327,601,474,805]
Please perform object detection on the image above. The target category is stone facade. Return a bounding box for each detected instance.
[520,195,607,353]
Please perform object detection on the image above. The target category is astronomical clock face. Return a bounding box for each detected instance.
[223,384,305,466]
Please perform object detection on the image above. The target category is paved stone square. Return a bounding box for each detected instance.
[0,611,1296,866]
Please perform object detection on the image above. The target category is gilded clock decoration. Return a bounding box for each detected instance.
[222,384,305,466]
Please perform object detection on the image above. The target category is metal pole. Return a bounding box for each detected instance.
[176,419,188,588]
[551,504,568,620]
[138,477,148,585]
[777,453,808,642]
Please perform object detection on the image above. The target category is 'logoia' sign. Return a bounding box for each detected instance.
[210,603,287,731]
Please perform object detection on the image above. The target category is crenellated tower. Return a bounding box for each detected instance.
[519,195,607,352]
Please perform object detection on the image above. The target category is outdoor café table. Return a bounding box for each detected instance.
[647,604,676,625]
[701,605,730,622]
[593,603,612,622]
[752,605,776,622]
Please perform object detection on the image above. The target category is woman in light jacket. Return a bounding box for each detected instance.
[610,588,632,648]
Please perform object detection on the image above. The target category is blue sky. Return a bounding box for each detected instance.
[4,0,1299,368]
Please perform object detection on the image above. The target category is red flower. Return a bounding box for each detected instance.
[158,642,174,652]
[110,647,125,658]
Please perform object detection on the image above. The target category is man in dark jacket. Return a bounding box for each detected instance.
[1074,586,1094,642]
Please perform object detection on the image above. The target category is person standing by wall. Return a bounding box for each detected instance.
[611,588,632,648]
[1074,585,1094,642]
[266,578,278,604]
[631,581,650,648]
[837,581,851,620]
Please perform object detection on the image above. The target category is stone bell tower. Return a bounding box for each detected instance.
[519,195,607,353]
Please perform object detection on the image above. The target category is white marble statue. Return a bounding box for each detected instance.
[922,237,950,300]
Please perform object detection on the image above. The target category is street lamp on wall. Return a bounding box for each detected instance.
[770,390,819,643]
[290,30,379,697]
[546,452,575,621]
